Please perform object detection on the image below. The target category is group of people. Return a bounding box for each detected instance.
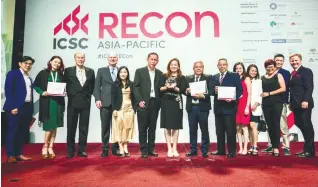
[3,52,315,163]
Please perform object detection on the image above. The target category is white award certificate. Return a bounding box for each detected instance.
[189,81,207,96]
[47,82,66,96]
[218,86,236,100]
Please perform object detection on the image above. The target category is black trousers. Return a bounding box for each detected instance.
[262,103,283,149]
[215,114,236,154]
[188,106,210,154]
[67,107,90,153]
[294,108,315,153]
[100,106,118,152]
[137,98,160,153]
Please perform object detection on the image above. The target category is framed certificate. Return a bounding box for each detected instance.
[217,86,236,100]
[47,82,66,96]
[189,81,207,96]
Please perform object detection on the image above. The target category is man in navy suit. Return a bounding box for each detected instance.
[289,53,315,158]
[210,58,242,158]
[3,56,35,163]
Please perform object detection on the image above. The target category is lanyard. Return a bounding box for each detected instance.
[50,72,58,82]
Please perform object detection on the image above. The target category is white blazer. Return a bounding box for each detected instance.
[250,79,263,116]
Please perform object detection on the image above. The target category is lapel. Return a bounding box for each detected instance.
[154,68,161,87]
[215,73,220,85]
[291,66,303,82]
[17,69,27,92]
[106,66,114,83]
[72,66,83,87]
[143,66,151,86]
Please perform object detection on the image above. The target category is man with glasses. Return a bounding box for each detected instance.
[3,56,35,163]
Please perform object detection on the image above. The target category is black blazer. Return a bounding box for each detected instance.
[111,82,136,111]
[210,72,242,115]
[289,66,314,109]
[133,66,162,111]
[64,66,95,108]
[184,74,212,112]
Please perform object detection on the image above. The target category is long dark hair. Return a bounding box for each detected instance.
[46,56,65,74]
[233,62,246,80]
[246,64,260,79]
[164,58,182,78]
[115,66,132,89]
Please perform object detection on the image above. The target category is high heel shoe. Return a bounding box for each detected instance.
[252,147,259,156]
[48,147,56,159]
[124,151,131,157]
[167,150,173,158]
[172,150,179,157]
[42,146,48,159]
[247,146,254,155]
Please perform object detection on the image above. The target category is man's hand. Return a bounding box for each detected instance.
[186,88,190,94]
[11,108,18,115]
[96,101,102,109]
[139,101,146,108]
[193,93,204,99]
[301,101,308,109]
[42,91,48,96]
[224,99,232,102]
[215,86,218,94]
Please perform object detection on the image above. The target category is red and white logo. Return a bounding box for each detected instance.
[53,5,89,36]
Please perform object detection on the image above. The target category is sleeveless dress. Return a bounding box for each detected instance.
[236,79,251,125]
[111,87,135,142]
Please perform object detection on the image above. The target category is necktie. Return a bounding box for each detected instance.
[195,76,199,82]
[219,73,224,84]
[291,70,297,77]
[111,68,116,81]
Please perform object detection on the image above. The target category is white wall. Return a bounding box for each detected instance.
[23,0,318,143]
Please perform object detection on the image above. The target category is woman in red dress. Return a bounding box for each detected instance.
[233,62,251,155]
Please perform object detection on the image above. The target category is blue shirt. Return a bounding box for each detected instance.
[278,68,290,104]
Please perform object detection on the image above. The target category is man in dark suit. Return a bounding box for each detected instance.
[289,53,315,158]
[184,61,211,158]
[134,52,162,158]
[210,58,242,158]
[64,52,95,158]
[3,56,35,163]
[93,52,120,157]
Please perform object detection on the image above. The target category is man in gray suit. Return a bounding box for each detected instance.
[93,52,119,157]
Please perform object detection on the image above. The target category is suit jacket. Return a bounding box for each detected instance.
[111,82,136,111]
[184,74,212,112]
[133,66,162,111]
[93,66,115,107]
[289,66,314,109]
[3,69,34,113]
[64,66,95,109]
[210,72,242,115]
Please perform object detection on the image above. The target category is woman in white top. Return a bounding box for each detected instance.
[247,64,263,156]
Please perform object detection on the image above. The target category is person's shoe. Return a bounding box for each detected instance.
[261,146,273,153]
[141,152,148,158]
[211,151,226,155]
[66,153,74,158]
[6,156,17,163]
[148,152,158,157]
[16,155,31,161]
[297,152,315,158]
[77,152,88,157]
[48,147,56,159]
[227,153,236,158]
[186,152,198,157]
[101,150,109,157]
[271,152,280,157]
[295,150,304,155]
[283,148,291,156]
[202,153,209,158]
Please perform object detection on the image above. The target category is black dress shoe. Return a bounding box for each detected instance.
[77,152,88,157]
[227,153,236,158]
[141,152,148,158]
[148,152,158,157]
[186,152,198,157]
[101,150,109,157]
[211,151,226,155]
[202,153,209,158]
[66,153,74,158]
[297,152,315,158]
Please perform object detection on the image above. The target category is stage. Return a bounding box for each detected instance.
[1,143,318,187]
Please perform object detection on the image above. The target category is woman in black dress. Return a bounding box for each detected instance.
[261,59,286,156]
[159,58,186,157]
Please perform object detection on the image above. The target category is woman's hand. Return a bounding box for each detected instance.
[113,110,118,117]
[42,91,48,96]
[244,106,250,115]
[260,92,269,98]
[174,86,180,92]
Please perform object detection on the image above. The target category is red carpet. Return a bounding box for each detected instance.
[1,143,318,187]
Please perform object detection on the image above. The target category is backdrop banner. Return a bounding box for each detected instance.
[23,0,318,143]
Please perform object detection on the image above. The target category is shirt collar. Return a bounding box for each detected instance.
[220,71,227,76]
[147,66,155,72]
[20,68,29,76]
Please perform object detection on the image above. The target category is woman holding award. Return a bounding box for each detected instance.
[34,56,65,159]
[159,58,187,157]
[111,66,135,157]
[233,62,251,156]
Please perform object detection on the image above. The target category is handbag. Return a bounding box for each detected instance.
[257,115,267,132]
